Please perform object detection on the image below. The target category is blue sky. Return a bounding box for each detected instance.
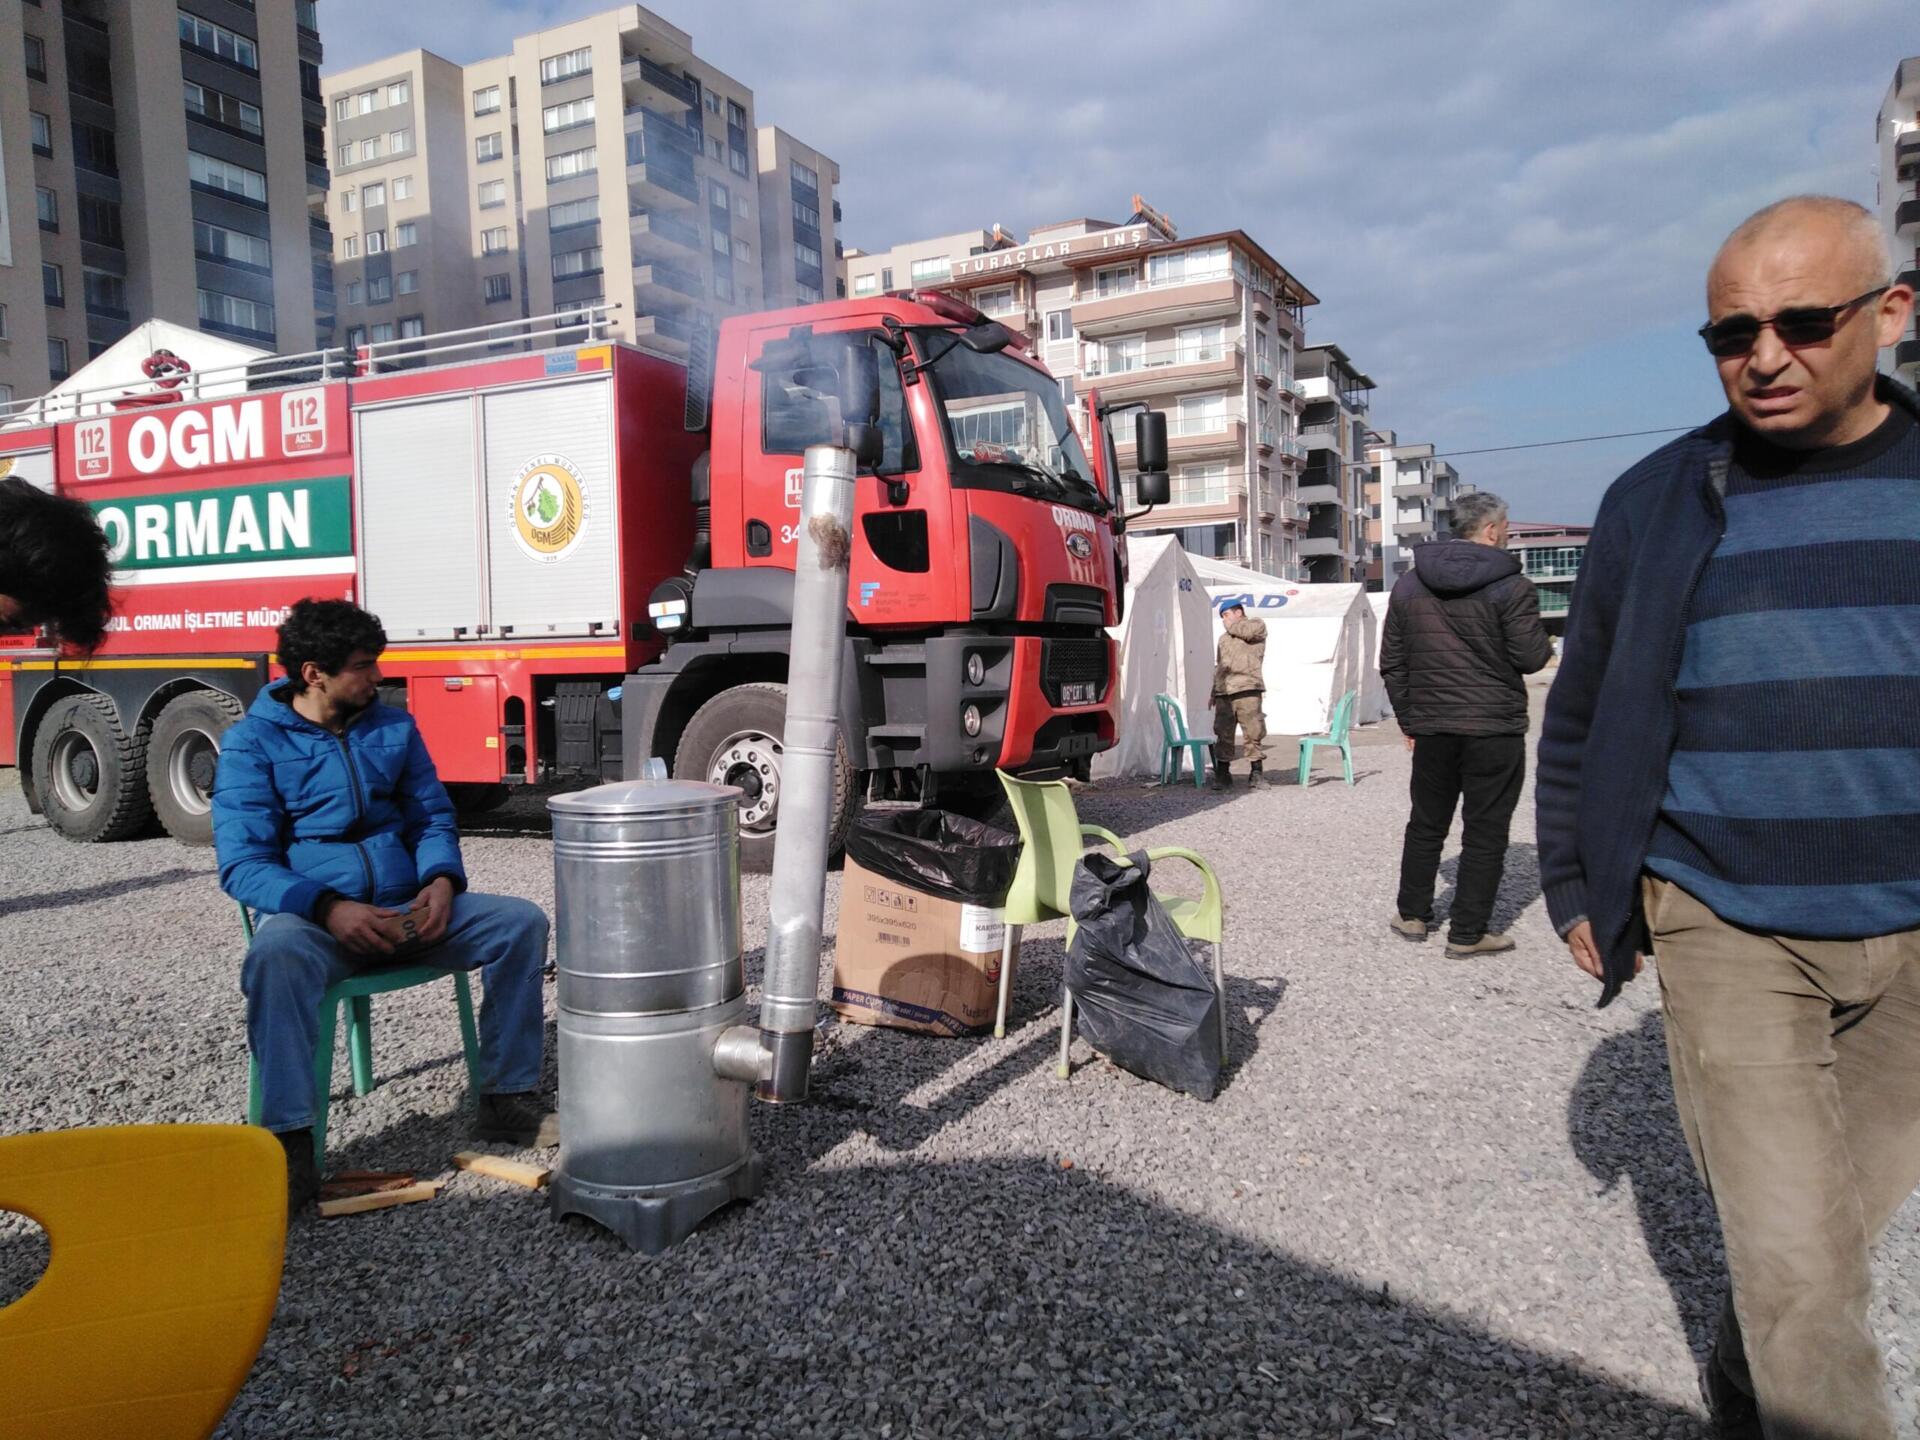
[326,0,1917,523]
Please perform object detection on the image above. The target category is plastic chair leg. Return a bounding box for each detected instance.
[1190,747,1207,789]
[347,994,375,1097]
[245,1057,262,1126]
[453,972,484,1093]
[311,997,340,1167]
[1342,744,1355,787]
[1297,743,1311,787]
[995,924,1022,1038]
[1056,984,1074,1080]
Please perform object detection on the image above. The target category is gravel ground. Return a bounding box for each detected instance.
[4,682,1919,1438]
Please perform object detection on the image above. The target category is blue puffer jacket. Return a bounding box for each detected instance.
[213,681,467,920]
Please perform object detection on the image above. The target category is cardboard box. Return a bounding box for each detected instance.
[830,857,1008,1036]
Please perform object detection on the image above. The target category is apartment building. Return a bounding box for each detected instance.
[1295,343,1375,584]
[322,4,839,361]
[1880,56,1919,387]
[841,201,1319,576]
[1364,429,1469,587]
[1507,520,1591,631]
[1,0,330,405]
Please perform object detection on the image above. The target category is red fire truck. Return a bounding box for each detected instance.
[0,298,1163,867]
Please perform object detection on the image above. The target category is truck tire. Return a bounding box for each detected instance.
[147,689,245,846]
[31,692,154,843]
[673,682,856,874]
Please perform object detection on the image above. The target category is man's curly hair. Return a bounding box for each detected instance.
[277,598,388,691]
[0,477,114,650]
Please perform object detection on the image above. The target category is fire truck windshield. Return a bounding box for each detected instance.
[930,347,1106,513]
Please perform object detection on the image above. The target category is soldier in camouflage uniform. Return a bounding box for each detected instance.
[1211,600,1268,788]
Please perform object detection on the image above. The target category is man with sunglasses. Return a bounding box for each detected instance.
[1538,195,1918,1440]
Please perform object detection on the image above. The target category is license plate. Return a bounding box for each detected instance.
[1060,682,1096,707]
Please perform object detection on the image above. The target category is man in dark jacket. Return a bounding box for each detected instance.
[0,476,113,649]
[1380,490,1552,957]
[1537,196,1918,1440]
[214,599,552,1211]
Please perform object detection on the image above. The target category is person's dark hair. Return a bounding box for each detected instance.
[276,598,387,691]
[0,477,114,650]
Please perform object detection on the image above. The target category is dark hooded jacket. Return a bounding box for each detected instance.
[1379,539,1553,738]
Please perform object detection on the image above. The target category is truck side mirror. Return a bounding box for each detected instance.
[1134,411,1168,474]
[841,341,880,429]
[1135,471,1171,506]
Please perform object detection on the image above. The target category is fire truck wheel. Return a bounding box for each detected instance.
[147,689,245,846]
[30,693,155,844]
[675,682,856,874]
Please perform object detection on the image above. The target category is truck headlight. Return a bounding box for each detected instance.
[966,652,986,687]
[962,704,983,737]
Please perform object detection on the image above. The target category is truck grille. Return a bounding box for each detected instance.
[1041,638,1109,706]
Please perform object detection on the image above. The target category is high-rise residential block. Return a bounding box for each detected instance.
[0,0,331,406]
[1365,429,1469,588]
[321,4,839,361]
[1880,56,1919,386]
[841,202,1319,577]
[1295,343,1375,584]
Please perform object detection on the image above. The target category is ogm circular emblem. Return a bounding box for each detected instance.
[509,454,587,562]
[1065,532,1093,560]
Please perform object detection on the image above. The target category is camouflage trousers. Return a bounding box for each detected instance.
[1213,693,1267,763]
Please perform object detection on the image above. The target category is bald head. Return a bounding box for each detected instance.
[1710,196,1892,297]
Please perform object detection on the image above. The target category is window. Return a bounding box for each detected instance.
[704,90,721,115]
[344,280,362,304]
[177,13,258,71]
[363,229,385,254]
[392,175,414,201]
[712,230,731,257]
[334,96,350,121]
[340,235,359,259]
[761,335,916,473]
[1176,393,1228,434]
[545,146,595,182]
[73,123,118,176]
[387,130,410,155]
[792,198,819,230]
[396,270,419,295]
[399,316,425,340]
[908,256,950,285]
[1097,335,1144,375]
[852,274,879,297]
[734,193,750,220]
[790,158,818,191]
[339,189,357,214]
[714,269,734,302]
[794,243,822,271]
[480,226,509,255]
[551,246,602,280]
[36,188,57,231]
[1147,242,1230,287]
[796,282,822,304]
[1172,463,1229,507]
[476,132,503,162]
[539,47,591,84]
[367,274,391,303]
[387,80,410,106]
[184,81,262,136]
[473,85,501,115]
[345,325,366,350]
[195,219,271,269]
[84,269,127,316]
[198,288,274,337]
[710,179,729,208]
[296,0,319,33]
[736,238,751,263]
[478,179,507,209]
[48,337,69,379]
[29,111,51,156]
[24,34,46,81]
[42,263,64,306]
[356,90,376,115]
[543,97,594,132]
[549,196,597,229]
[81,195,124,248]
[880,267,893,290]
[361,181,386,208]
[728,148,748,177]
[728,99,748,129]
[973,286,1014,316]
[483,273,511,303]
[0,308,7,341]
[1044,310,1073,344]
[1176,323,1226,364]
[360,137,381,162]
[1094,264,1135,297]
[707,137,723,162]
[189,151,267,203]
[369,321,395,344]
[338,142,353,168]
[394,221,417,247]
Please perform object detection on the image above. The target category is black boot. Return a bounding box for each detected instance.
[1213,761,1232,788]
[1248,761,1264,788]
[473,1091,560,1148]
[276,1128,320,1216]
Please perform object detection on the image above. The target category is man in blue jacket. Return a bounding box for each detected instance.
[1538,196,1918,1439]
[215,599,551,1209]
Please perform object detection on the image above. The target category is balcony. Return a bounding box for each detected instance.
[1897,337,1920,372]
[627,160,699,211]
[1298,535,1345,558]
[1522,563,1584,581]
[1081,341,1242,397]
[1898,130,1920,170]
[1117,417,1245,461]
[1898,198,1920,236]
[1393,519,1431,537]
[630,310,691,355]
[630,206,702,259]
[1393,478,1434,499]
[1301,423,1340,451]
[623,54,696,110]
[1296,483,1341,507]
[634,263,702,303]
[1072,275,1241,336]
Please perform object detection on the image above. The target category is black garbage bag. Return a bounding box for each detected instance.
[845,809,1022,906]
[1065,850,1222,1100]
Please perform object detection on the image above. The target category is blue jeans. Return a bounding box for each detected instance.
[242,892,549,1133]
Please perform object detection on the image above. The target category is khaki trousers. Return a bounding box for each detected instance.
[1645,875,1920,1440]
[1213,693,1266,764]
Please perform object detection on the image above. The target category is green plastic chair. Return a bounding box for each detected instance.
[1297,689,1358,787]
[1154,693,1213,789]
[239,904,483,1166]
[993,772,1227,1078]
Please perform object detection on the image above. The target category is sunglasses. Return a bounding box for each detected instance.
[1698,286,1888,358]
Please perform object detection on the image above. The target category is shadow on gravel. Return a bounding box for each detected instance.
[228,1154,1711,1437]
[0,866,205,918]
[1432,843,1543,937]
[1567,1012,1724,1368]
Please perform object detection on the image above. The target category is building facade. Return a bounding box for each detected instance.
[1507,520,1590,631]
[322,4,839,362]
[1880,56,1919,387]
[1295,343,1375,584]
[1364,429,1469,588]
[1,0,330,405]
[841,203,1319,576]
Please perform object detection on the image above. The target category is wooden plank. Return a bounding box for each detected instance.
[453,1151,552,1190]
[316,1180,440,1218]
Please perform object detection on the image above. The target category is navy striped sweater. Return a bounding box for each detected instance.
[1647,405,1920,937]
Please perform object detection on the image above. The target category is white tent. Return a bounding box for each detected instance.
[1188,556,1389,734]
[1094,535,1216,779]
[1367,592,1393,715]
[2,319,270,428]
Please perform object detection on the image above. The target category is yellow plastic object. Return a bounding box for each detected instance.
[0,1124,287,1440]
